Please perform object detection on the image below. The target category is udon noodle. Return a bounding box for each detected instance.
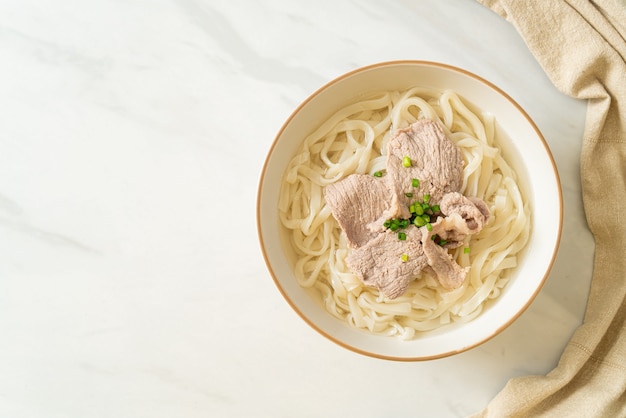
[278,87,530,340]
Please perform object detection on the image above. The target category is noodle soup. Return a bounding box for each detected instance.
[258,61,561,360]
[278,88,529,340]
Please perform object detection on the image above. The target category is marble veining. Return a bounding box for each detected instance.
[0,0,590,417]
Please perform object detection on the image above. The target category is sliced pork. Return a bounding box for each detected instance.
[324,119,490,299]
[440,192,490,232]
[429,192,491,249]
[421,226,468,290]
[324,174,392,248]
[386,119,463,218]
[346,227,427,299]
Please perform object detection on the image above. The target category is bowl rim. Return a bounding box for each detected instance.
[256,60,563,361]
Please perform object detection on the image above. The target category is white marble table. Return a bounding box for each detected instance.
[0,1,591,416]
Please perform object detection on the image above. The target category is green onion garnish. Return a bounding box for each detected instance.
[384,218,410,231]
[398,232,406,241]
[373,171,383,177]
[431,204,440,213]
[414,205,424,216]
[423,194,430,203]
[412,178,420,188]
[464,247,471,254]
[426,223,433,231]
[402,156,411,167]
[413,216,426,227]
[401,254,408,262]
[405,192,413,198]
[439,239,448,246]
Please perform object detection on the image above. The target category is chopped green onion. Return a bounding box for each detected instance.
[409,204,416,213]
[439,239,448,246]
[402,156,411,167]
[373,171,383,178]
[412,178,420,188]
[423,194,430,203]
[414,204,424,216]
[401,254,409,262]
[464,247,471,254]
[421,214,430,223]
[431,204,441,213]
[413,216,426,227]
[405,192,413,198]
[398,232,406,241]
[384,217,411,231]
[426,223,433,231]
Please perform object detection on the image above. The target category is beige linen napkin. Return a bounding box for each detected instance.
[472,0,626,417]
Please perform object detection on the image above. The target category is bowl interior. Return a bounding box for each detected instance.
[257,61,562,360]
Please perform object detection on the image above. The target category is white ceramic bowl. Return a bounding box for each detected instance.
[257,61,562,361]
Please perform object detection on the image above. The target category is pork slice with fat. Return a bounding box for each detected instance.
[433,192,490,247]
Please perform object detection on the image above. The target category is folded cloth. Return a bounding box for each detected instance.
[472,0,626,417]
